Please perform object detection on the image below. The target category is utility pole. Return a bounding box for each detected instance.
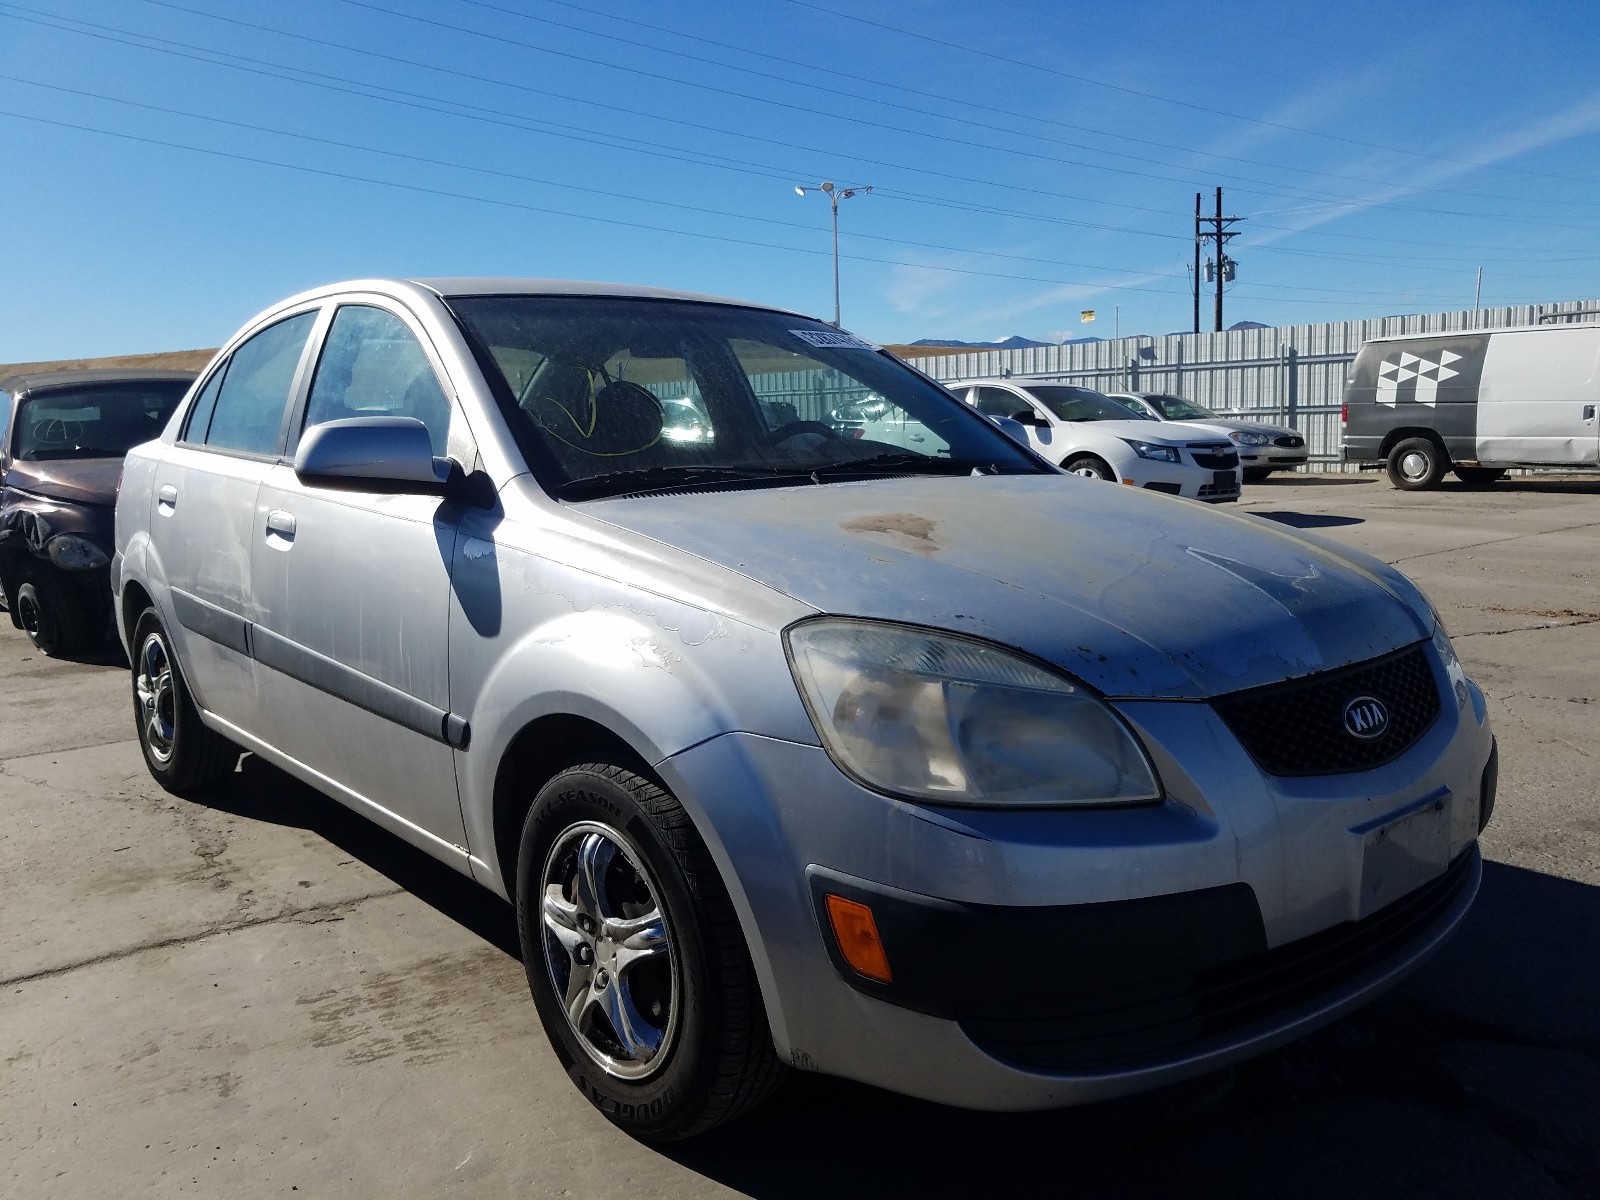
[1192,192,1202,335]
[1194,187,1244,333]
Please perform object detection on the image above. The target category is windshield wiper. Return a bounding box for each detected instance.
[556,464,814,500]
[810,454,1003,478]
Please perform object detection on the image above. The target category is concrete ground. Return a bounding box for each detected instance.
[2,473,1596,1199]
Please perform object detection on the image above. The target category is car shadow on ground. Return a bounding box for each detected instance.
[201,753,522,960]
[185,756,1599,1197]
[1251,511,1365,529]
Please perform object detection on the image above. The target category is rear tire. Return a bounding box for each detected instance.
[1063,454,1114,482]
[1454,466,1506,488]
[131,607,237,794]
[516,763,785,1140]
[1385,436,1447,491]
[15,565,89,657]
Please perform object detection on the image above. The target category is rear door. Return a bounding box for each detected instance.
[148,310,320,727]
[1478,328,1600,465]
[247,300,478,851]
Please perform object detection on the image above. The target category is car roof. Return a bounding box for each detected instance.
[944,377,1110,390]
[0,368,197,395]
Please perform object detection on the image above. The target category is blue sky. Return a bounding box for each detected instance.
[3,0,1599,360]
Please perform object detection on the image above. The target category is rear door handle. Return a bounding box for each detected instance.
[266,510,297,539]
[157,483,178,512]
[1584,404,1596,422]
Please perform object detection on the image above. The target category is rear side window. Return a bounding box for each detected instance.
[304,305,453,456]
[202,312,316,455]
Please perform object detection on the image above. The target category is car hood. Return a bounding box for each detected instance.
[582,474,1429,699]
[1073,418,1228,444]
[3,457,121,506]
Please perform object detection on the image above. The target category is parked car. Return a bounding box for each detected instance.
[1107,391,1308,481]
[946,378,1241,502]
[116,279,1494,1140]
[0,368,194,654]
[1342,322,1600,489]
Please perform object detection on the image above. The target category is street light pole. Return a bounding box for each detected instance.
[795,181,872,326]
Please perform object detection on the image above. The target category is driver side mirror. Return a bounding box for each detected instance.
[1009,409,1048,427]
[294,416,457,495]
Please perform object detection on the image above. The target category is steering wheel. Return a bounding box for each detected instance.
[761,420,841,446]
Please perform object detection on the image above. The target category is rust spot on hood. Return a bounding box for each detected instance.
[840,512,941,557]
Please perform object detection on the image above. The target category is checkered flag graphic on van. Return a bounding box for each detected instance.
[1375,349,1462,407]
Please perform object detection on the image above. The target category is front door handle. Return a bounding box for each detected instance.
[266,510,297,539]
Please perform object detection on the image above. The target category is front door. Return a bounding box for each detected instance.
[248,302,476,851]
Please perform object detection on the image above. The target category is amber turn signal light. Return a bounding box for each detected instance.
[824,894,892,983]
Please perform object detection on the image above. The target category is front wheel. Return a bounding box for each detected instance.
[516,764,785,1140]
[1062,454,1115,481]
[130,607,237,794]
[1385,436,1447,491]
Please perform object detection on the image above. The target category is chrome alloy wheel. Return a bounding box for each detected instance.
[540,821,679,1080]
[135,631,178,765]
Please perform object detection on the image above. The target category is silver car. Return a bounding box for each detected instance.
[1108,391,1309,481]
[114,279,1495,1140]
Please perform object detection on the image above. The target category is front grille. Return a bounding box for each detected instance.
[1213,645,1440,777]
[1198,478,1240,498]
[1274,434,1305,448]
[1188,446,1238,470]
[960,848,1475,1072]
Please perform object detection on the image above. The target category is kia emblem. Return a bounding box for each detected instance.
[1343,695,1390,740]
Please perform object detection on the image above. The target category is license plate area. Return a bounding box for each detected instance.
[1351,790,1451,919]
[1213,470,1237,489]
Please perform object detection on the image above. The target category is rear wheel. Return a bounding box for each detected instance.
[1454,466,1506,488]
[516,763,785,1140]
[1385,436,1447,491]
[14,564,89,657]
[131,607,237,794]
[1063,454,1114,482]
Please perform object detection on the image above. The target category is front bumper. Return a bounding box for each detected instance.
[656,654,1494,1111]
[1125,460,1240,504]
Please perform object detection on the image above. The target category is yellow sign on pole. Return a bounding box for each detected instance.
[1080,309,1096,323]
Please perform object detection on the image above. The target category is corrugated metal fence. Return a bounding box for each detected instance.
[906,298,1600,469]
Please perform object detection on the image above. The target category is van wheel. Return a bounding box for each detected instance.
[14,565,89,657]
[1454,466,1506,488]
[1063,454,1114,481]
[1386,437,1447,491]
[131,607,238,794]
[516,763,785,1140]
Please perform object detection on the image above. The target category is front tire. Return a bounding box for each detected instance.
[516,763,784,1140]
[1062,454,1115,481]
[1386,436,1447,491]
[15,565,89,657]
[131,607,237,794]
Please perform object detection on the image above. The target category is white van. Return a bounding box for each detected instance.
[1342,322,1600,489]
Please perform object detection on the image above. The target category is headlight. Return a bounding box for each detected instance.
[785,619,1161,807]
[46,534,110,570]
[1432,624,1470,710]
[1230,430,1270,446]
[1120,439,1181,463]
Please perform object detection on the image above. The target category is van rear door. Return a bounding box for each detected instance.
[1478,327,1600,465]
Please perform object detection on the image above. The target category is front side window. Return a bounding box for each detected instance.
[11,381,190,461]
[1148,395,1217,421]
[447,296,1040,497]
[304,305,455,456]
[974,387,1029,419]
[203,311,317,456]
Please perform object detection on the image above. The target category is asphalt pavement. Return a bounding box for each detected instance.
[2,473,1596,1199]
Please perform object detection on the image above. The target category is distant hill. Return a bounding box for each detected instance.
[0,348,216,376]
[908,335,1102,349]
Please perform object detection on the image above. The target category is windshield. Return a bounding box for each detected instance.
[446,296,1042,497]
[1144,394,1218,421]
[12,381,190,461]
[1026,386,1144,423]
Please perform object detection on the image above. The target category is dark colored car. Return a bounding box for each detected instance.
[0,369,194,654]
